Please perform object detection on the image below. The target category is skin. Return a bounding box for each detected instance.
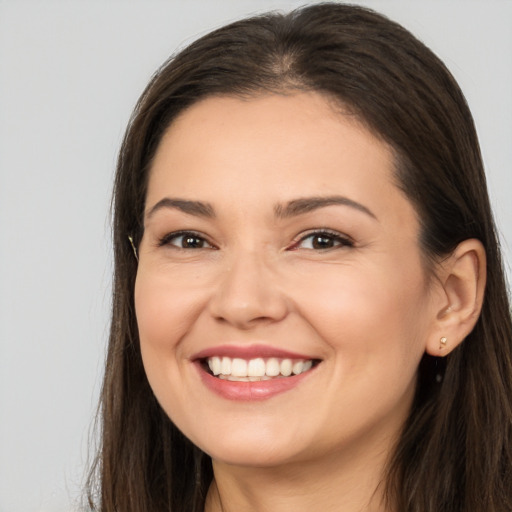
[134,92,483,512]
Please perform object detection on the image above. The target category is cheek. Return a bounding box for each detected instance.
[290,260,431,368]
[134,273,174,380]
[134,271,209,426]
[134,270,202,413]
[134,270,204,353]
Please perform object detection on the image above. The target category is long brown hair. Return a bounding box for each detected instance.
[87,4,512,511]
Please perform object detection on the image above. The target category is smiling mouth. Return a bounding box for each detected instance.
[202,356,319,382]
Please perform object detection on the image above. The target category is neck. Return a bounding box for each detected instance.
[204,439,393,512]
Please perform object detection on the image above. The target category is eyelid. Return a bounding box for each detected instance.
[157,230,216,249]
[156,228,353,251]
[288,228,354,250]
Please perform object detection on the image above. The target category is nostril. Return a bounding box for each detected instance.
[207,261,288,327]
[209,295,289,328]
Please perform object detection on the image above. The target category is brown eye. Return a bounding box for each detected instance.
[311,234,336,249]
[181,235,206,248]
[159,231,213,249]
[292,230,353,250]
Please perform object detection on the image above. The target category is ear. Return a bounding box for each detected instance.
[425,239,486,357]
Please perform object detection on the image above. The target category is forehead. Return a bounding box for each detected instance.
[146,92,412,226]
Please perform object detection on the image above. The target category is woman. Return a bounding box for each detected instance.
[87,3,512,511]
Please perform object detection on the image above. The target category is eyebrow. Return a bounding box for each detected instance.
[274,196,377,220]
[145,198,215,220]
[145,195,377,222]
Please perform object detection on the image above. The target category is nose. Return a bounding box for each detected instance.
[208,251,289,329]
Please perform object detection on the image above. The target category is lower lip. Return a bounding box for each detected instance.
[195,363,315,401]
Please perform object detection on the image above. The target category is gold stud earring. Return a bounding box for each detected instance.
[128,235,139,262]
[439,336,447,350]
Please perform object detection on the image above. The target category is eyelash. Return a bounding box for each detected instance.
[288,229,354,251]
[157,230,215,250]
[158,229,354,251]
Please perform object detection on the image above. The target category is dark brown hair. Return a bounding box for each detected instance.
[87,3,512,511]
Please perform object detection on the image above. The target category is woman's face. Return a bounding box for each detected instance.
[135,92,440,468]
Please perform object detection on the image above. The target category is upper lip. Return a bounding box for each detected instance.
[191,344,317,361]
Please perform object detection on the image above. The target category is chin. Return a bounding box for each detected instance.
[207,443,303,469]
[182,417,313,468]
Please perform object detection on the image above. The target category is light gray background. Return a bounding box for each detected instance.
[0,1,510,511]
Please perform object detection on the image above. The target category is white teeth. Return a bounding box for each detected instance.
[206,356,315,379]
[292,360,304,375]
[219,375,272,381]
[247,358,266,377]
[280,359,293,377]
[208,357,221,375]
[221,357,231,375]
[231,358,247,377]
[266,358,281,376]
[228,375,249,382]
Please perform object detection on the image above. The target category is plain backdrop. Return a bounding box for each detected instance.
[0,1,510,511]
